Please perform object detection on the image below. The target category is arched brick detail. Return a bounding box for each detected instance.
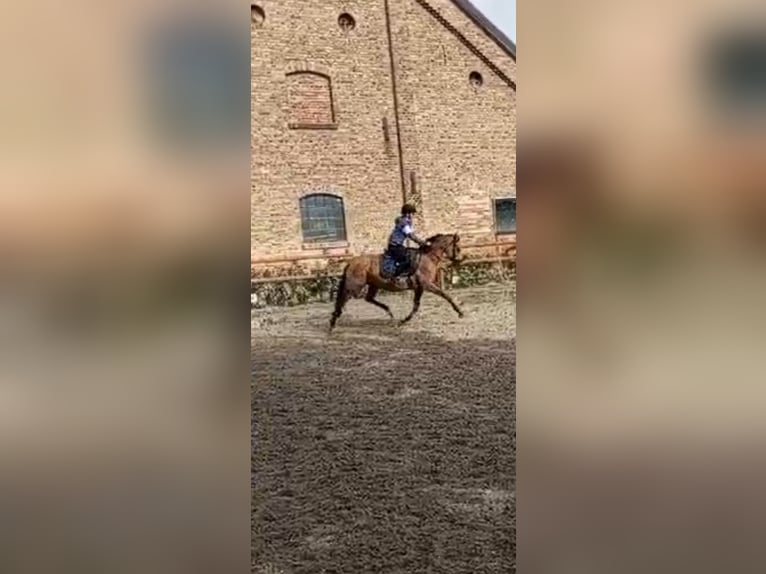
[298,188,346,201]
[285,61,331,77]
[286,71,335,127]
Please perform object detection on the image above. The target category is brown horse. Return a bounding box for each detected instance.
[329,233,464,331]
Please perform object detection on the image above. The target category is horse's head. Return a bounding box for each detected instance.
[424,233,464,264]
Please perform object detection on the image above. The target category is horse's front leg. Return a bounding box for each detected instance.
[400,284,424,325]
[423,281,464,318]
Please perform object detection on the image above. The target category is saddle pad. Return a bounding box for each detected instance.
[381,254,398,277]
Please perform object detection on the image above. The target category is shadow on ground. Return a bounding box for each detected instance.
[252,324,515,574]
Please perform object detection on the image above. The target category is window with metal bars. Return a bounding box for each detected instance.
[494,198,516,234]
[299,194,347,243]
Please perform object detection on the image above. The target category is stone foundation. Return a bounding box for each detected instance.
[250,258,515,308]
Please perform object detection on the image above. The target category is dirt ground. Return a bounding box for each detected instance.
[251,283,516,574]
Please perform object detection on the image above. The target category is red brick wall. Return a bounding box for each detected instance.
[251,0,516,265]
[251,0,404,260]
[286,72,334,126]
[390,0,517,244]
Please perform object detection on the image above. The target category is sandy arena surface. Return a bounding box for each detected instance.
[252,283,516,574]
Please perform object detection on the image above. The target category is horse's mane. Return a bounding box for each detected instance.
[420,234,449,252]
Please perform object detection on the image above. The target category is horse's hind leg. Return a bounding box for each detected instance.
[330,270,369,331]
[364,286,394,319]
[400,284,424,325]
[329,273,352,332]
[329,293,348,332]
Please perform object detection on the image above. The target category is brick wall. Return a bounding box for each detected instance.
[390,0,517,244]
[251,0,404,260]
[286,72,335,126]
[251,0,516,266]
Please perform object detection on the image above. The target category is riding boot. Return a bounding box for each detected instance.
[393,276,411,290]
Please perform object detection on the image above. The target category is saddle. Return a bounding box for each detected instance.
[381,248,421,279]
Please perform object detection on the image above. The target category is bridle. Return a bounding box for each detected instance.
[450,233,460,263]
[443,233,460,265]
[424,234,461,264]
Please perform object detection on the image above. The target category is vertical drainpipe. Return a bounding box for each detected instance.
[383,0,408,204]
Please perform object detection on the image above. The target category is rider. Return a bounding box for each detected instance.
[385,203,428,288]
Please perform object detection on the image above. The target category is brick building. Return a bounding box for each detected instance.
[251,0,516,269]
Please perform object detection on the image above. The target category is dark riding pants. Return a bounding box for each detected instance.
[385,244,408,275]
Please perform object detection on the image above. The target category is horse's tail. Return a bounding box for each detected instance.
[329,264,349,331]
[334,266,348,313]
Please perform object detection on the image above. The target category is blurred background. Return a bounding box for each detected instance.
[2,0,766,572]
[520,0,766,572]
[0,1,249,572]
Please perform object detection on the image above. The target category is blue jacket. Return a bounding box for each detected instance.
[387,214,424,247]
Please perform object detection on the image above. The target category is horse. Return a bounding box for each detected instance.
[329,233,464,331]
